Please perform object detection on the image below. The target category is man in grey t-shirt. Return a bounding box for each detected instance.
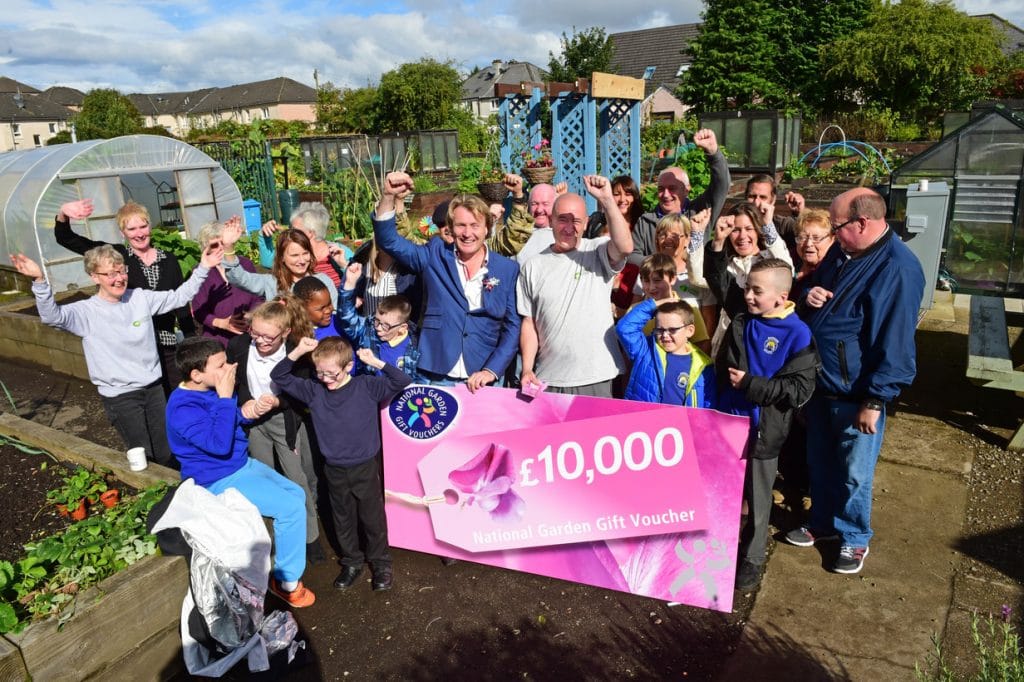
[516,175,633,397]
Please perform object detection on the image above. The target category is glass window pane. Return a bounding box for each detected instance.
[750,119,772,168]
[725,118,748,167]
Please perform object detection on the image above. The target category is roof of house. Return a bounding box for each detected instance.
[0,76,40,94]
[973,13,1024,55]
[462,61,549,100]
[609,23,701,97]
[128,77,315,117]
[0,91,71,121]
[38,86,85,106]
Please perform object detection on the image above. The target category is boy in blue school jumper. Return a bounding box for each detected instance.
[165,337,315,608]
[616,298,716,408]
[717,258,819,591]
[271,336,411,592]
[336,261,421,381]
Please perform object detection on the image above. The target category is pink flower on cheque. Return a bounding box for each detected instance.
[448,443,525,523]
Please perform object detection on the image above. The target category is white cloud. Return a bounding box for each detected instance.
[0,0,1019,94]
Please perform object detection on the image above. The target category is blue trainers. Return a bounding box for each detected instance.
[834,545,870,574]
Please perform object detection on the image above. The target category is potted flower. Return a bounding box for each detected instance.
[521,139,556,184]
[477,167,508,203]
[46,467,109,521]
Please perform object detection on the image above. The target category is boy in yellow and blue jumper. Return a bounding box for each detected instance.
[616,298,716,408]
[717,258,819,592]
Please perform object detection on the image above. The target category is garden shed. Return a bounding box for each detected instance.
[0,135,243,292]
[890,106,1024,297]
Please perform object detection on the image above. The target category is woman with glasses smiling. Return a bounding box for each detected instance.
[790,209,835,305]
[10,243,222,467]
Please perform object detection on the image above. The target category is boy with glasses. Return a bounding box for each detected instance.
[336,262,421,381]
[271,336,411,592]
[616,297,716,408]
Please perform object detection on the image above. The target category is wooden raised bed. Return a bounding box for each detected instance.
[0,414,187,681]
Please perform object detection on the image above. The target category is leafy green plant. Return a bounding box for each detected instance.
[457,158,489,191]
[0,482,167,633]
[916,607,1023,681]
[674,143,713,199]
[640,183,659,212]
[46,467,108,512]
[321,167,375,240]
[412,174,440,194]
[150,228,201,279]
[783,157,812,182]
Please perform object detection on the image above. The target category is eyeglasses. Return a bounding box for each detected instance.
[795,234,833,244]
[654,325,690,337]
[93,268,127,279]
[372,317,407,333]
[833,216,860,231]
[315,369,343,380]
[250,330,283,343]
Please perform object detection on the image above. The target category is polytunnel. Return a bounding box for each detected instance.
[0,134,243,292]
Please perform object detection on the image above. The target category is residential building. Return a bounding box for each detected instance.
[462,60,548,121]
[0,78,70,152]
[130,77,317,137]
[609,23,700,123]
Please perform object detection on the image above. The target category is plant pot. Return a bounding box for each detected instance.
[70,499,87,521]
[477,182,508,203]
[99,489,120,508]
[522,166,556,185]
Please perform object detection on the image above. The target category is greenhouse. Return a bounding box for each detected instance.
[890,106,1024,298]
[0,135,243,292]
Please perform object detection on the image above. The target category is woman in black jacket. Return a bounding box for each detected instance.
[54,198,196,393]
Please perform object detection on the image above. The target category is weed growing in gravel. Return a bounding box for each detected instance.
[916,607,1024,681]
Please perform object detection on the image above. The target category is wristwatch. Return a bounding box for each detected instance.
[861,398,884,411]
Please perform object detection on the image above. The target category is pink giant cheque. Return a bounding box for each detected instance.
[382,384,749,613]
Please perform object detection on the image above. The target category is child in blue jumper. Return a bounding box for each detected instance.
[616,298,716,408]
[337,261,421,380]
[716,258,819,592]
[166,336,314,608]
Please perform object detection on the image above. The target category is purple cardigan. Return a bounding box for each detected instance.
[192,256,265,348]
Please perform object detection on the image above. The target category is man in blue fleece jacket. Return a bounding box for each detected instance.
[166,337,314,608]
[786,188,925,576]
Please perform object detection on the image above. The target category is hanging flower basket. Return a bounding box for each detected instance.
[477,182,508,203]
[522,165,556,185]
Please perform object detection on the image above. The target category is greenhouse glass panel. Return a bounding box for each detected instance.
[725,118,748,167]
[750,119,772,167]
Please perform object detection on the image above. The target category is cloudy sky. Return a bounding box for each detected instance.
[0,0,1020,94]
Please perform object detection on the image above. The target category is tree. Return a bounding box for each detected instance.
[821,0,1005,123]
[547,26,615,82]
[374,58,463,132]
[676,0,790,111]
[676,0,872,114]
[73,88,143,140]
[316,82,379,134]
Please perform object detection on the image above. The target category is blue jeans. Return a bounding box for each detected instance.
[206,458,307,583]
[805,394,887,548]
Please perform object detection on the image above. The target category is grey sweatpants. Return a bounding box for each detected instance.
[247,413,319,543]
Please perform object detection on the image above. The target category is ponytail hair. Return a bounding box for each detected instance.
[250,294,312,346]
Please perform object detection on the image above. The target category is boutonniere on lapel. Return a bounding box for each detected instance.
[483,276,500,292]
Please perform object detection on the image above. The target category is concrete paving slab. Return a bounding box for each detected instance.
[719,461,967,681]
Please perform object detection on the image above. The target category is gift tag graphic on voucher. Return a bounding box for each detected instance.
[415,408,710,553]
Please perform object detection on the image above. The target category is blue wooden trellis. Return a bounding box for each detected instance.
[498,84,641,214]
[498,87,542,175]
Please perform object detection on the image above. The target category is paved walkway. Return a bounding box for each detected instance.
[722,292,1018,680]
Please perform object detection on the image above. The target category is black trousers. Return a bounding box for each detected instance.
[100,381,175,467]
[324,456,391,570]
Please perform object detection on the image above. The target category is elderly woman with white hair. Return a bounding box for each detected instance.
[263,202,353,288]
[11,243,222,467]
[191,217,264,347]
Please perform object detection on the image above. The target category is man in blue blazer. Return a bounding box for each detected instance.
[373,172,521,391]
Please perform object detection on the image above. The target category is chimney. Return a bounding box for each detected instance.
[492,59,504,73]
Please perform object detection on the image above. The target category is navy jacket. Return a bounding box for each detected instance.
[799,229,925,404]
[372,213,521,379]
